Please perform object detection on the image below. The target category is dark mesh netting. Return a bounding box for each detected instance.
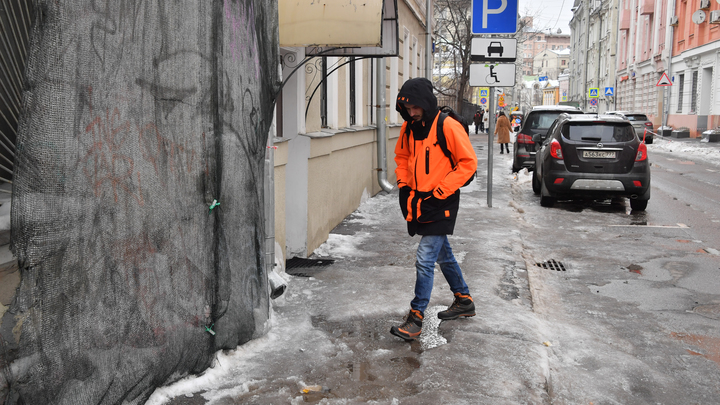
[0,1,279,403]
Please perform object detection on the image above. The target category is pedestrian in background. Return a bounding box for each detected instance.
[481,109,488,133]
[495,111,511,154]
[473,109,483,134]
[391,77,478,341]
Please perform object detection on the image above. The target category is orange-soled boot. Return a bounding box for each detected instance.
[390,309,423,341]
[437,292,475,320]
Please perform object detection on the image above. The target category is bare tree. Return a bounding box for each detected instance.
[433,0,533,111]
[433,0,472,110]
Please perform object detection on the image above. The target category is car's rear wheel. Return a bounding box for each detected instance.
[630,198,648,211]
[532,171,540,194]
[630,188,650,211]
[540,180,555,207]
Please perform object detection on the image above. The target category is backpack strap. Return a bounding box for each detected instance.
[435,112,456,169]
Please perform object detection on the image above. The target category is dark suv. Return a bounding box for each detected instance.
[605,111,654,143]
[532,114,651,211]
[512,105,584,172]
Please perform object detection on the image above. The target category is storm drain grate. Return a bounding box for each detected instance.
[536,259,567,271]
[286,257,335,269]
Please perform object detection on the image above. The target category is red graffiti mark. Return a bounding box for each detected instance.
[81,107,145,206]
[138,122,201,180]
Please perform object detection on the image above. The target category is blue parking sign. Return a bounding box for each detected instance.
[472,0,519,34]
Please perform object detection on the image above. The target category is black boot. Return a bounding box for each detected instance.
[438,293,476,320]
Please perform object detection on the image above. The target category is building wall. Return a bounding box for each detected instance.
[276,0,424,260]
[666,0,720,135]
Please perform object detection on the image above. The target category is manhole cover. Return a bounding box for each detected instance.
[536,259,566,271]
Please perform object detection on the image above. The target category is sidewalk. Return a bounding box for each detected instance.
[151,134,552,404]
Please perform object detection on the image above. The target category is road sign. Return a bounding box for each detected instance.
[469,63,516,87]
[539,76,548,81]
[588,88,599,98]
[589,98,598,106]
[657,72,672,86]
[471,38,517,62]
[471,0,519,34]
[605,87,614,96]
[480,89,488,97]
[480,97,487,105]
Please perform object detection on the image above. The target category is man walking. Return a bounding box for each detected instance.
[390,78,478,341]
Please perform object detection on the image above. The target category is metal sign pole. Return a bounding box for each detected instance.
[487,90,495,207]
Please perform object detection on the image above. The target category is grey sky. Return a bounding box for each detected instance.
[519,0,575,35]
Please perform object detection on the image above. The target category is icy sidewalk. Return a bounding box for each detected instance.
[148,135,552,405]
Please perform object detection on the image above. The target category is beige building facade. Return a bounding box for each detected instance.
[274,0,430,262]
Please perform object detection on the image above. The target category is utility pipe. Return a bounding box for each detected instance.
[425,0,432,80]
[376,57,394,193]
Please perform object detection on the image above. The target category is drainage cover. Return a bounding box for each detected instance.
[285,257,335,277]
[536,259,567,271]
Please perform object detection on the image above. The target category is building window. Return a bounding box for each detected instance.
[677,73,684,113]
[690,70,698,113]
[349,58,356,126]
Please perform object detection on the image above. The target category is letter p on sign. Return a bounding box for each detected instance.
[483,0,507,29]
[472,0,518,34]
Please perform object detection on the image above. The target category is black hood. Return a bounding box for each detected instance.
[396,78,438,124]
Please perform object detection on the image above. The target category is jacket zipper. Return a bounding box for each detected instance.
[425,146,430,175]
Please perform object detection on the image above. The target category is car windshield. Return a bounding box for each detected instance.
[562,123,636,142]
[624,114,648,121]
[526,111,576,130]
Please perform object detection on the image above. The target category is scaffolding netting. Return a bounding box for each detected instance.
[0,1,279,403]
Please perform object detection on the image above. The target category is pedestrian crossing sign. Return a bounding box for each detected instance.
[480,89,488,97]
[588,88,599,98]
[605,87,614,96]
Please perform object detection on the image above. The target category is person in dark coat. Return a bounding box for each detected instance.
[473,109,483,134]
[391,77,478,341]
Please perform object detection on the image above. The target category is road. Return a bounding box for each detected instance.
[509,144,720,404]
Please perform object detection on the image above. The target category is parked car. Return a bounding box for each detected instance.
[532,114,651,211]
[512,105,584,173]
[605,111,654,143]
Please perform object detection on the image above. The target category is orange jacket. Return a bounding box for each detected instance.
[394,112,477,235]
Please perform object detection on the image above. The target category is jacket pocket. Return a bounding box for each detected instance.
[416,191,459,223]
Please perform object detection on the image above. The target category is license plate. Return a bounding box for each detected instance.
[582,150,616,158]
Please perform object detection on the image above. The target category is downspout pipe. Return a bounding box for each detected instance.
[376,57,394,193]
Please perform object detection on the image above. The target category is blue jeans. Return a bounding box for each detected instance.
[410,235,470,314]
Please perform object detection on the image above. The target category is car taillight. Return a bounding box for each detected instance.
[550,139,563,159]
[517,134,533,144]
[635,143,647,161]
[644,122,653,127]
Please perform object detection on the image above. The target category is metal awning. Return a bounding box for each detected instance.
[279,0,398,57]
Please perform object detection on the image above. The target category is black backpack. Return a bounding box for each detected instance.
[436,106,476,187]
